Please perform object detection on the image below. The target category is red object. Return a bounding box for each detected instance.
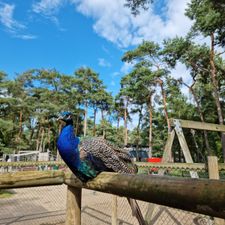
[147,157,162,163]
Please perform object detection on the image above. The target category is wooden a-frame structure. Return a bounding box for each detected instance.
[145,119,225,224]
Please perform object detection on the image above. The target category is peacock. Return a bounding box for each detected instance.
[56,111,146,225]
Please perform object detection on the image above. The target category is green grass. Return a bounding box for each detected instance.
[0,190,14,199]
[138,167,149,174]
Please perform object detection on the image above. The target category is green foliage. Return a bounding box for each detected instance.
[124,0,153,15]
[0,68,115,156]
[186,0,225,46]
[1,0,225,160]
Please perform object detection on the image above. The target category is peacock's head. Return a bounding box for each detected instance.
[57,111,73,125]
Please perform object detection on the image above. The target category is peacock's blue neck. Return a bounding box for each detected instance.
[61,124,73,133]
[57,124,81,168]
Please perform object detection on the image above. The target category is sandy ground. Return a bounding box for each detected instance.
[0,185,214,225]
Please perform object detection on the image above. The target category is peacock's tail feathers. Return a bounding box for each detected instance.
[80,137,137,174]
[77,160,99,179]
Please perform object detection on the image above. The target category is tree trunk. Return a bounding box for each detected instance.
[58,123,62,135]
[101,109,105,121]
[136,106,143,161]
[148,94,153,158]
[93,108,97,137]
[42,136,46,153]
[158,79,171,132]
[103,129,106,139]
[39,127,45,153]
[47,124,51,150]
[182,81,212,156]
[75,115,79,136]
[57,123,62,161]
[84,102,88,137]
[191,129,205,162]
[136,108,143,145]
[36,124,41,151]
[29,128,34,145]
[101,109,106,138]
[18,110,23,137]
[15,110,23,144]
[117,117,120,130]
[209,33,225,161]
[191,88,211,156]
[124,103,128,146]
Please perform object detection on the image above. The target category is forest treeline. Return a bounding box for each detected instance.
[0,0,225,162]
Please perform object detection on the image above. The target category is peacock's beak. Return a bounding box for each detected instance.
[57,115,64,121]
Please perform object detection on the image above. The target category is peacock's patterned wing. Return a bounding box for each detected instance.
[98,138,133,162]
[79,137,137,174]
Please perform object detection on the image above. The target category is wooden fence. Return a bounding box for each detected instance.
[0,156,225,225]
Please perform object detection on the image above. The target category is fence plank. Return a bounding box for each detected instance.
[66,186,82,225]
[136,162,206,170]
[1,161,224,171]
[208,156,225,225]
[208,156,220,180]
[0,161,65,167]
[173,119,199,178]
[112,195,118,225]
[170,119,225,132]
[0,171,64,188]
[162,129,175,163]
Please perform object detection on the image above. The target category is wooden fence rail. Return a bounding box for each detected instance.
[1,161,225,171]
[0,170,64,188]
[0,161,65,167]
[1,170,225,220]
[170,119,225,132]
[136,162,225,171]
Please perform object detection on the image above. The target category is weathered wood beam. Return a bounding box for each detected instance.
[170,119,225,132]
[66,186,82,225]
[208,156,225,224]
[0,171,64,188]
[65,172,225,219]
[0,161,65,167]
[136,162,207,170]
[1,171,225,219]
[0,161,206,171]
[1,161,225,171]
[162,129,175,163]
[136,162,225,171]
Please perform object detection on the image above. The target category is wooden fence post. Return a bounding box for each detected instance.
[208,156,220,180]
[66,185,82,225]
[112,195,118,225]
[174,119,199,178]
[208,156,225,225]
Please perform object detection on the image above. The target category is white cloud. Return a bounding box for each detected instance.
[30,0,192,47]
[32,0,64,16]
[32,0,67,26]
[120,62,133,74]
[170,62,192,83]
[0,2,36,39]
[170,62,193,97]
[98,58,111,67]
[15,34,37,40]
[73,0,192,48]
[0,3,25,31]
[110,63,133,79]
[112,72,120,77]
[102,45,110,54]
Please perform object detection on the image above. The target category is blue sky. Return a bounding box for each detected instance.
[0,0,192,97]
